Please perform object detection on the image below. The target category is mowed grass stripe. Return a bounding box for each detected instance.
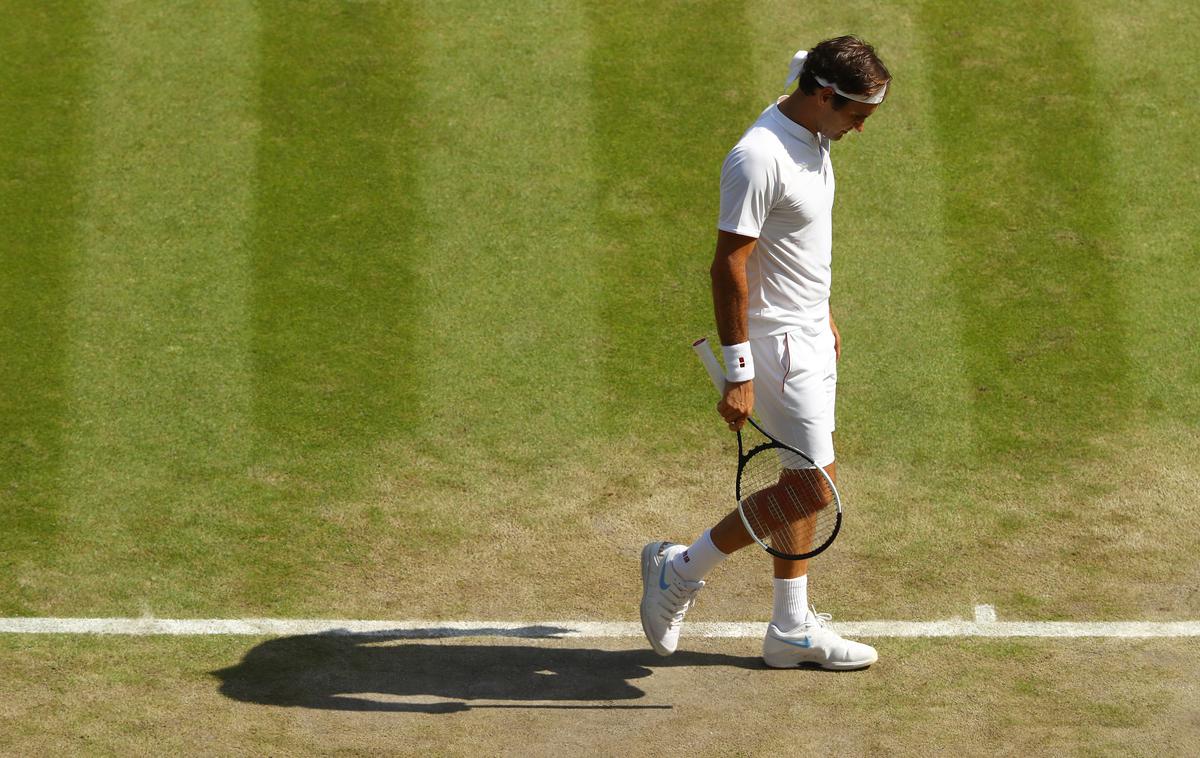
[1090,1,1200,422]
[587,1,758,440]
[411,0,605,461]
[247,2,426,614]
[0,2,90,615]
[383,0,615,618]
[922,2,1132,473]
[916,3,1184,619]
[1085,1,1200,616]
[734,4,978,621]
[581,3,768,600]
[55,3,260,615]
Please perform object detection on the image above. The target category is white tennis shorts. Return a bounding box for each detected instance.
[751,323,837,469]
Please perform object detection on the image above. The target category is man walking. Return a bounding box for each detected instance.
[641,36,891,670]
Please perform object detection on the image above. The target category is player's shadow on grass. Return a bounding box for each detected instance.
[211,626,758,713]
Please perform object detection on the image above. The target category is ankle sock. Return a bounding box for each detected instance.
[670,529,727,582]
[771,575,809,632]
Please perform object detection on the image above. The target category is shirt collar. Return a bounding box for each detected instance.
[769,99,821,151]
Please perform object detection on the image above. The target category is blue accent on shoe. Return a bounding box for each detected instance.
[776,635,814,649]
[658,559,670,591]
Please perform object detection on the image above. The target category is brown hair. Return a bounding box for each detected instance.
[797,36,891,109]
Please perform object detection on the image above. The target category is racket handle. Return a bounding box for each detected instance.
[691,338,727,395]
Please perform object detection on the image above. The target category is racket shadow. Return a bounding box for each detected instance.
[211,630,760,713]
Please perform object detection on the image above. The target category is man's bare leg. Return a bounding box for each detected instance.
[709,461,837,578]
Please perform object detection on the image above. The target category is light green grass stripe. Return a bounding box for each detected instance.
[739,6,977,622]
[1089,2,1200,422]
[1083,1,1200,618]
[330,1,636,619]
[0,3,90,615]
[759,8,976,468]
[723,7,977,478]
[411,0,604,462]
[58,3,259,614]
[737,22,973,447]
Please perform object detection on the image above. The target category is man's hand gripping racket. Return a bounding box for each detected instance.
[692,338,843,560]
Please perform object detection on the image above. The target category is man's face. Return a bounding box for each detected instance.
[820,92,879,140]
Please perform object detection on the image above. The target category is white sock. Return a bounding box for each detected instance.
[771,575,809,632]
[670,529,727,582]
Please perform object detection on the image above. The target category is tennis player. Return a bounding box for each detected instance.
[641,36,891,670]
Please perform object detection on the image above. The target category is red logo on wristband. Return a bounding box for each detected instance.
[738,357,746,368]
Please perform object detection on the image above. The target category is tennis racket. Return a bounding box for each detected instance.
[692,337,842,560]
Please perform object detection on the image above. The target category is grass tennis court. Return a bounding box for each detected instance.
[2,0,1198,754]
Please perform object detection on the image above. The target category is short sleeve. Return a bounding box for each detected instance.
[717,143,777,238]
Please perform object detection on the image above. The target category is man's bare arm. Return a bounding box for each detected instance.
[829,303,841,361]
[710,230,758,430]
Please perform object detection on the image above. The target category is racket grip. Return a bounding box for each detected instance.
[691,338,727,395]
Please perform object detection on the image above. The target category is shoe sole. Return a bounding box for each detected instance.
[763,655,876,671]
[639,542,674,656]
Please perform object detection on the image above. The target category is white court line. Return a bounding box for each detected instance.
[2,607,1199,639]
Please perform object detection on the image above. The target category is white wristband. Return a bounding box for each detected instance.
[721,342,754,382]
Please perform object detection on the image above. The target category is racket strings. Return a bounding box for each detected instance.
[739,445,838,558]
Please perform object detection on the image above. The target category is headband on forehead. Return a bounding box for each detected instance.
[786,49,887,105]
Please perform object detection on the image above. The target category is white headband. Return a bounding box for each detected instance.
[785,49,887,105]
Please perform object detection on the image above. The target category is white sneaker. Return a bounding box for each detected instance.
[639,541,704,656]
[762,609,878,670]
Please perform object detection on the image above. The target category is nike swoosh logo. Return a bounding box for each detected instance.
[658,560,670,591]
[777,636,814,649]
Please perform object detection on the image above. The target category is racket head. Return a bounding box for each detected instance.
[734,419,842,560]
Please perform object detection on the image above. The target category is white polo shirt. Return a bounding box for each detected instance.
[717,99,834,338]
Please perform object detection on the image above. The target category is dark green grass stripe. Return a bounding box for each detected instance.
[249,1,423,595]
[252,1,422,442]
[922,3,1131,476]
[586,1,757,445]
[0,2,89,613]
